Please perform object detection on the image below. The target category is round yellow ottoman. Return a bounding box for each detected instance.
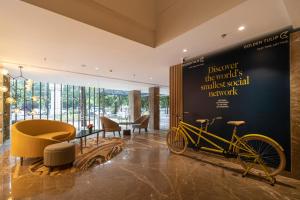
[44,143,75,169]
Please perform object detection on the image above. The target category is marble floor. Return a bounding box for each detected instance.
[1,132,300,200]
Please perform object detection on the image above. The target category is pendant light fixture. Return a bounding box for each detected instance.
[1,66,33,104]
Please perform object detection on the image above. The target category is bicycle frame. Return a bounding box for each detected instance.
[169,119,284,185]
[176,121,249,154]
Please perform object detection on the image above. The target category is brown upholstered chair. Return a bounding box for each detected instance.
[100,116,121,137]
[132,115,150,133]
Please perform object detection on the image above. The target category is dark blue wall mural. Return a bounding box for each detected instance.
[183,29,291,170]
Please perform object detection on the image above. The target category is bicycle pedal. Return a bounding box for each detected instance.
[223,151,238,158]
[192,146,201,151]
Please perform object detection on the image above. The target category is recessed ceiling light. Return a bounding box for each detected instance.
[238,26,245,31]
[149,77,153,80]
[182,49,188,53]
[95,67,99,70]
[221,33,227,38]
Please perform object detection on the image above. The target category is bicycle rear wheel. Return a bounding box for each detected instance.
[166,128,188,154]
[235,134,286,177]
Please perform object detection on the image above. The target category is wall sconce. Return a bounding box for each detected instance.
[32,96,38,102]
[0,86,8,92]
[28,109,37,116]
[13,108,21,114]
[5,97,16,104]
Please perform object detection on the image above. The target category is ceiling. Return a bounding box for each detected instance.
[20,0,245,47]
[0,0,298,93]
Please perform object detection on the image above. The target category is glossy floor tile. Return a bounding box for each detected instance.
[1,132,300,200]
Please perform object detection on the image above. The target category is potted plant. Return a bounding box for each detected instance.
[87,124,94,133]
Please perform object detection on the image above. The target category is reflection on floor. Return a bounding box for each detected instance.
[1,131,300,200]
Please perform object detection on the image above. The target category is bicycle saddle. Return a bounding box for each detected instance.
[196,119,208,124]
[227,121,246,126]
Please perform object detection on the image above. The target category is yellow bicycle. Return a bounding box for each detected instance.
[166,116,286,185]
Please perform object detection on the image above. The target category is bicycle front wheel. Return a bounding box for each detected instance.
[235,134,286,177]
[166,128,188,154]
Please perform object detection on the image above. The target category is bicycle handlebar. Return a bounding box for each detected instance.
[210,116,223,125]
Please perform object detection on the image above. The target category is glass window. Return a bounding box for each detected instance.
[54,84,62,121]
[67,85,73,124]
[89,87,96,128]
[48,83,55,120]
[16,80,25,121]
[10,80,135,131]
[72,86,80,129]
[10,80,17,123]
[160,95,169,130]
[24,81,32,120]
[31,82,40,119]
[61,85,67,122]
[116,92,129,122]
[141,93,149,115]
[40,83,48,119]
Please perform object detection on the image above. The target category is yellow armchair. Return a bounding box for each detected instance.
[11,120,76,159]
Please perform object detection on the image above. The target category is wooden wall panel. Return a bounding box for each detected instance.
[149,87,160,130]
[128,90,141,121]
[291,31,300,179]
[0,67,3,145]
[169,64,183,129]
[0,65,10,145]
